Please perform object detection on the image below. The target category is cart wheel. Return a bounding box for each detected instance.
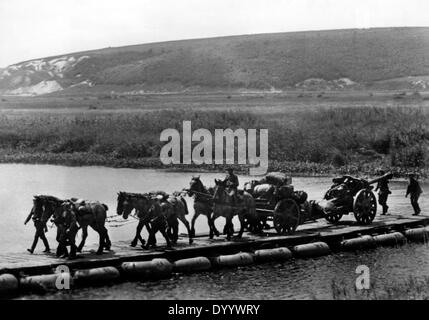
[353,189,377,225]
[273,199,300,235]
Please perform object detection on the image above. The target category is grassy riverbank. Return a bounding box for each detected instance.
[0,98,427,177]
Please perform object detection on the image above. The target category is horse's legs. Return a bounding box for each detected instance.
[236,212,245,238]
[95,227,105,255]
[225,217,234,241]
[169,219,179,245]
[210,212,220,237]
[77,226,88,252]
[178,215,193,244]
[208,213,220,239]
[146,223,156,246]
[190,211,200,238]
[103,226,111,250]
[159,226,171,248]
[68,229,78,259]
[131,220,145,247]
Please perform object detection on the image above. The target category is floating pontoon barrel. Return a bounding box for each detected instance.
[214,252,254,267]
[0,274,19,297]
[341,235,376,250]
[121,258,173,279]
[20,273,71,292]
[73,267,120,286]
[173,257,211,273]
[293,242,330,258]
[404,227,429,243]
[373,232,407,247]
[254,247,293,262]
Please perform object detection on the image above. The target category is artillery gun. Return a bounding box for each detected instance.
[318,172,393,225]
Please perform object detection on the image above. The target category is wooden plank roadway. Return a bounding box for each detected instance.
[1,214,428,276]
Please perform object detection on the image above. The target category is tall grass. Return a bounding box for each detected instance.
[0,106,427,175]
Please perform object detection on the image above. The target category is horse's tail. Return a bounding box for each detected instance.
[102,204,109,211]
[180,196,189,215]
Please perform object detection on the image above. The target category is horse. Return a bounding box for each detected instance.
[61,199,111,255]
[212,179,256,240]
[116,192,171,249]
[187,176,220,239]
[31,195,73,258]
[157,192,193,245]
[24,195,63,254]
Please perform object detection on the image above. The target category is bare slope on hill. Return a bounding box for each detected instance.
[1,27,428,95]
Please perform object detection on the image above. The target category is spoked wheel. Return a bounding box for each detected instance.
[353,189,377,225]
[273,199,300,235]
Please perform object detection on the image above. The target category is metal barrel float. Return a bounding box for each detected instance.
[121,258,173,279]
[214,252,254,267]
[404,227,429,243]
[254,247,293,263]
[173,257,211,273]
[293,242,330,258]
[20,273,71,292]
[341,235,376,250]
[73,267,120,287]
[373,232,407,247]
[0,274,19,297]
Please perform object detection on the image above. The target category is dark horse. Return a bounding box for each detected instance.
[212,179,256,240]
[116,192,171,249]
[157,192,193,245]
[60,199,111,255]
[26,195,73,257]
[187,176,220,239]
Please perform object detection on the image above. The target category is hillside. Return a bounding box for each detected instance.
[1,27,429,95]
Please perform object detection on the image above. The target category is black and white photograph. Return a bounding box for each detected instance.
[0,0,428,305]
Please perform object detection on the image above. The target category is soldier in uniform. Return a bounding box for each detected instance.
[24,199,50,254]
[406,174,423,215]
[55,202,78,258]
[223,168,239,205]
[375,170,392,215]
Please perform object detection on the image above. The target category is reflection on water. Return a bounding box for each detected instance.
[0,164,427,299]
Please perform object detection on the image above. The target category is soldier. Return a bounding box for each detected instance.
[223,168,239,205]
[406,174,423,215]
[55,202,78,258]
[24,199,50,254]
[375,170,391,215]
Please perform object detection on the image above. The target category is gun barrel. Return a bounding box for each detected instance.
[368,172,393,185]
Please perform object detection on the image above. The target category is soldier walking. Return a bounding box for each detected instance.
[375,170,391,215]
[406,174,423,215]
[24,199,50,254]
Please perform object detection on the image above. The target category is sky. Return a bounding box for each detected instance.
[0,0,428,67]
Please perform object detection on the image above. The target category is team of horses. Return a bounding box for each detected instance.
[26,177,257,259]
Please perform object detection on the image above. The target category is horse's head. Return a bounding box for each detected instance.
[117,192,133,220]
[188,176,203,196]
[30,196,44,220]
[213,179,227,202]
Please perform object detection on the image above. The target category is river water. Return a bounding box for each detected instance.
[0,164,427,299]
